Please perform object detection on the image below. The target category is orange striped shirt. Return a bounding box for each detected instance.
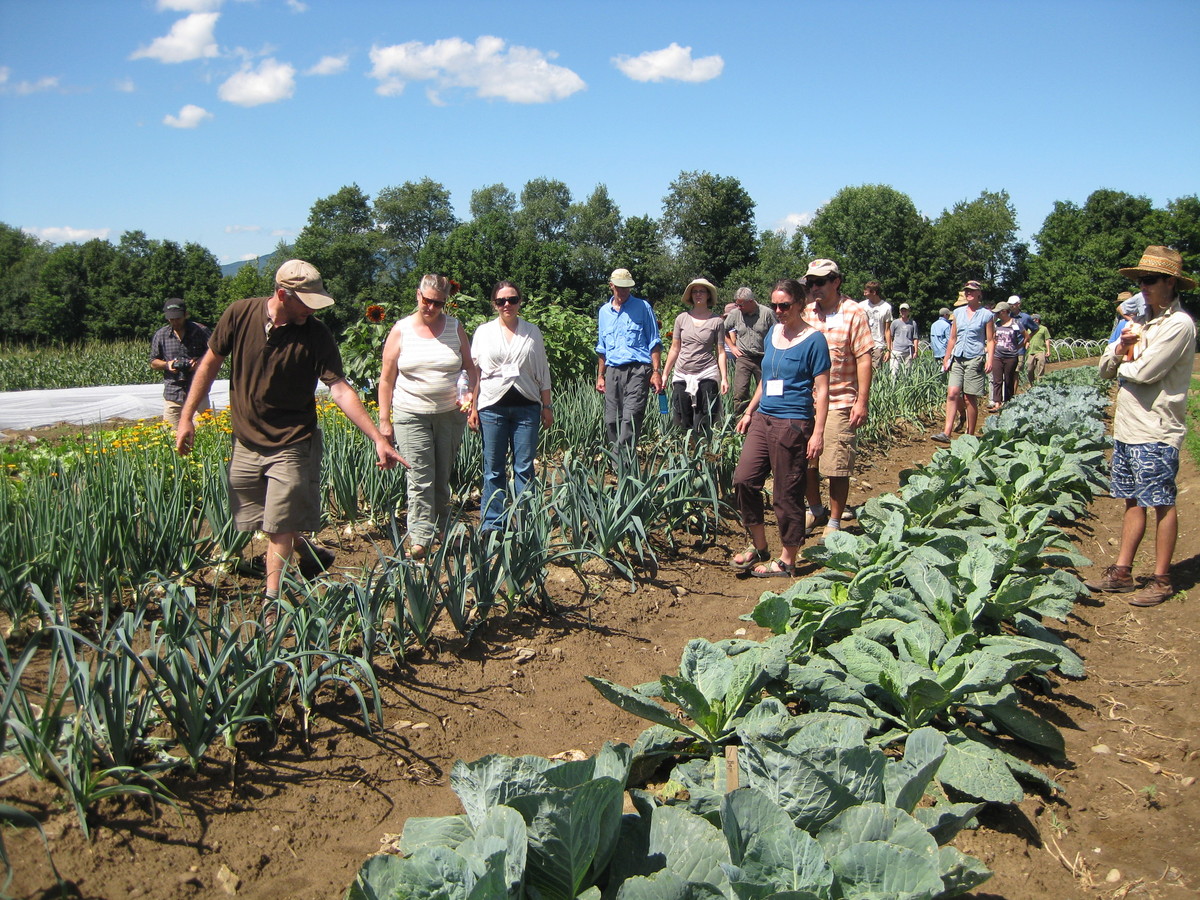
[803,297,873,409]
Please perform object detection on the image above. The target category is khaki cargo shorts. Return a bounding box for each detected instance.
[818,406,857,478]
[228,431,323,534]
[948,355,987,397]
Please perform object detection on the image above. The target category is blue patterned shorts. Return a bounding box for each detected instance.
[1110,440,1179,507]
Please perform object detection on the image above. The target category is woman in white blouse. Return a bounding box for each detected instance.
[378,273,478,560]
[468,281,553,531]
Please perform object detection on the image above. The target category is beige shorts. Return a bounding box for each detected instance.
[947,356,987,397]
[228,432,323,534]
[818,406,857,478]
[163,394,210,427]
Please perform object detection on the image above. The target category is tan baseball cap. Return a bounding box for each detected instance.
[805,258,841,278]
[276,259,335,310]
[609,268,636,288]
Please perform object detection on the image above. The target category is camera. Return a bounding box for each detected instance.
[173,358,193,372]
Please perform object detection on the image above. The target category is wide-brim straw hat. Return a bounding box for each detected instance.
[1115,290,1135,305]
[681,278,719,306]
[1119,246,1196,291]
[953,290,968,307]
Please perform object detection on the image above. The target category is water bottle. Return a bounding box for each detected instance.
[456,371,471,412]
[658,390,669,415]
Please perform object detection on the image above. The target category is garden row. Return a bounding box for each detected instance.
[342,365,1112,900]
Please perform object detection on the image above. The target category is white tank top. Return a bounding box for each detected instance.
[390,315,463,415]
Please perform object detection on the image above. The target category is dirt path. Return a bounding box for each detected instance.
[6,370,1199,900]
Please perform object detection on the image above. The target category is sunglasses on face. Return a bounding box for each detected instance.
[807,277,829,288]
[418,292,446,308]
[1138,274,1165,286]
[494,297,521,306]
[772,301,793,312]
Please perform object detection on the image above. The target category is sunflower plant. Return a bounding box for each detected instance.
[339,302,393,397]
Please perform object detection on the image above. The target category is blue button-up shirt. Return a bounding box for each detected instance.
[930,316,951,359]
[595,295,661,366]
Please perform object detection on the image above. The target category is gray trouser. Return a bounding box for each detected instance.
[392,408,467,545]
[732,354,763,418]
[603,362,651,452]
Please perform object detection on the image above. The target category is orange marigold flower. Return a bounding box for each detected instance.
[365,304,386,324]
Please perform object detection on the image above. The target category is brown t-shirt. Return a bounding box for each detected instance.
[210,296,344,451]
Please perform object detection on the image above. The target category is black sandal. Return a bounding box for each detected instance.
[730,546,770,572]
[751,558,796,578]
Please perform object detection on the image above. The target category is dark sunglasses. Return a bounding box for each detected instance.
[807,277,829,288]
[494,297,521,306]
[772,301,793,311]
[1138,274,1166,286]
[418,292,446,308]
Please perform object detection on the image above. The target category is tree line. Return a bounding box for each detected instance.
[1,175,1196,349]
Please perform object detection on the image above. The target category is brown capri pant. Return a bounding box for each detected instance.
[733,413,813,548]
[228,432,323,534]
[818,406,857,478]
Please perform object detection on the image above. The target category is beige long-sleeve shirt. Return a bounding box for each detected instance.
[1098,300,1196,450]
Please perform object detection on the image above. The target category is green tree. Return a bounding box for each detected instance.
[611,215,671,307]
[516,177,573,243]
[928,190,1023,305]
[725,229,803,307]
[800,184,932,314]
[219,261,275,311]
[0,224,49,340]
[374,178,457,280]
[292,184,382,333]
[470,183,517,221]
[660,171,757,288]
[567,184,622,302]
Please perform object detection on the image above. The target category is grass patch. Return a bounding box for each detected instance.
[1186,376,1200,467]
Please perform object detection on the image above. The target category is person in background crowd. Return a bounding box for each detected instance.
[988,301,1027,411]
[378,273,478,561]
[1025,313,1050,386]
[932,280,994,441]
[176,260,404,612]
[859,280,893,370]
[1087,246,1196,607]
[1007,296,1038,371]
[724,287,776,418]
[722,302,739,375]
[802,259,873,539]
[595,268,662,456]
[662,278,728,436]
[731,279,830,577]
[468,281,553,532]
[151,299,211,426]
[889,303,918,376]
[930,307,952,368]
[1109,290,1148,343]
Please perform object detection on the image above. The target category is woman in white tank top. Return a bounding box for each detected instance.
[378,274,479,560]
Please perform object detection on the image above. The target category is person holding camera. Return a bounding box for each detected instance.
[151,298,212,426]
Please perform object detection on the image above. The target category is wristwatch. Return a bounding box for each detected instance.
[542,403,553,411]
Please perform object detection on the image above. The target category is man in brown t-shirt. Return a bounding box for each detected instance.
[176,259,404,605]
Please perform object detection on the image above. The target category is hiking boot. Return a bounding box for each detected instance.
[237,554,267,578]
[805,506,829,535]
[1085,565,1135,593]
[297,542,335,578]
[1128,575,1175,607]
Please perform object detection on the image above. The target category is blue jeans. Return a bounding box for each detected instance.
[479,403,541,530]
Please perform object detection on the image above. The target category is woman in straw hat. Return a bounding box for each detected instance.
[1087,246,1196,607]
[661,277,729,436]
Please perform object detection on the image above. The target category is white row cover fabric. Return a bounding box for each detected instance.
[0,381,231,432]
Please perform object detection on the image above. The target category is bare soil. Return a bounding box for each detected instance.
[5,371,1199,900]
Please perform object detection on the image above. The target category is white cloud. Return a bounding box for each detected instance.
[114,78,136,93]
[369,36,585,104]
[777,212,813,235]
[157,0,223,10]
[218,58,295,106]
[286,0,307,11]
[8,75,61,95]
[163,103,213,128]
[0,67,8,85]
[24,226,111,244]
[306,55,348,76]
[131,12,220,63]
[613,43,723,83]
[224,224,262,234]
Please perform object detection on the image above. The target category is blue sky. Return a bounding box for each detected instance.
[1,0,1197,266]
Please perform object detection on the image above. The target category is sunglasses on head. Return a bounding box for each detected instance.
[494,296,521,306]
[1138,274,1166,286]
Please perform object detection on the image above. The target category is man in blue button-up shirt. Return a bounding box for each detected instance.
[595,268,662,453]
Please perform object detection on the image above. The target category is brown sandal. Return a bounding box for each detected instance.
[730,546,770,571]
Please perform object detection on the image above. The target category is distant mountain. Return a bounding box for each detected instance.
[219,252,284,279]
